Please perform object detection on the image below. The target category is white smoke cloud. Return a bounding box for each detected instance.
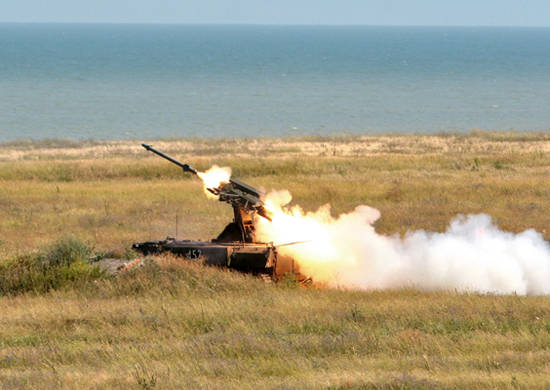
[258,193,550,295]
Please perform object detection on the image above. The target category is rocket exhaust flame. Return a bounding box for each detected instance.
[256,190,550,296]
[197,165,231,197]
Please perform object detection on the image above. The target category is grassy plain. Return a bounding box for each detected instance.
[1,132,550,389]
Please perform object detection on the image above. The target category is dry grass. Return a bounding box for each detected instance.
[1,132,550,389]
[2,256,550,389]
[1,133,549,257]
[2,130,549,162]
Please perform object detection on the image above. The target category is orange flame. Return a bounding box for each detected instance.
[197,165,231,197]
[256,189,382,285]
[257,190,338,278]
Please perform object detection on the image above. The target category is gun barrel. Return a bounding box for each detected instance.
[141,143,272,222]
[142,144,198,175]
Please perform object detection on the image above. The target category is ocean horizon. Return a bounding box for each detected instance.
[1,23,549,142]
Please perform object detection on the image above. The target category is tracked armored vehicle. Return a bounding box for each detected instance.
[132,144,300,280]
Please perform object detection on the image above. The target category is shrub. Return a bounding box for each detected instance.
[44,237,91,267]
[0,237,104,295]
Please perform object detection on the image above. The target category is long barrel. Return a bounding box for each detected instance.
[142,144,198,175]
[141,143,272,221]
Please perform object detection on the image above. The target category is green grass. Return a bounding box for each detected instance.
[2,256,550,389]
[1,133,550,388]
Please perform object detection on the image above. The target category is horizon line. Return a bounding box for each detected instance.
[1,21,550,28]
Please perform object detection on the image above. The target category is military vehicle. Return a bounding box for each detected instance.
[132,144,301,280]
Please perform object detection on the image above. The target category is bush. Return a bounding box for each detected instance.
[44,237,91,267]
[0,237,104,295]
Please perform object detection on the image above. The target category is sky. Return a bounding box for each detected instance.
[1,0,550,26]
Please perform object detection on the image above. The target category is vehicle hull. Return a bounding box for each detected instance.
[132,238,298,278]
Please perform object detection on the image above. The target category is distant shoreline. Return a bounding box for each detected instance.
[4,129,550,149]
[2,130,549,147]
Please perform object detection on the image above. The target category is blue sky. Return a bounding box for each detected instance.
[2,0,549,26]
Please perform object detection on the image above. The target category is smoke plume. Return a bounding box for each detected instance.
[257,190,550,295]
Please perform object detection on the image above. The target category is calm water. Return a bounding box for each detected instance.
[1,24,549,141]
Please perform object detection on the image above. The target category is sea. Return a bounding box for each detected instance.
[1,23,549,142]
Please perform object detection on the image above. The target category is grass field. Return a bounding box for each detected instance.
[1,132,550,389]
